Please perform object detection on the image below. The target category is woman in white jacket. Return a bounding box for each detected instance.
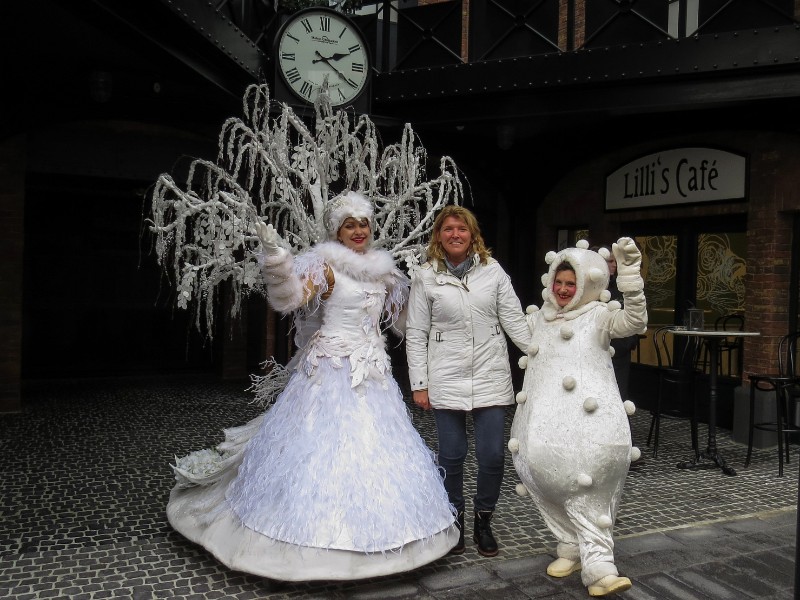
[406,206,531,557]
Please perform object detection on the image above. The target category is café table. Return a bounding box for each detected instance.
[670,328,761,476]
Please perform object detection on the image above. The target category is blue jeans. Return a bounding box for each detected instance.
[433,406,506,513]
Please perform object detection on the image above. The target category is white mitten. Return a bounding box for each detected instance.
[612,237,643,292]
[255,221,286,259]
[254,220,302,311]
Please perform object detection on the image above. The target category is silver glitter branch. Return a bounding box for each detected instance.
[148,83,463,336]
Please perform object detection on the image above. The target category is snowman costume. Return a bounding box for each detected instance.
[509,238,646,594]
[166,193,457,581]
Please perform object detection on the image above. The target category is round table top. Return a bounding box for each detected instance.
[669,328,760,338]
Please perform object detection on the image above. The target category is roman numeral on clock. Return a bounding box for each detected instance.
[301,19,312,33]
[285,67,301,84]
[319,17,331,32]
[348,44,361,54]
[351,63,364,73]
[281,53,295,61]
[299,81,314,98]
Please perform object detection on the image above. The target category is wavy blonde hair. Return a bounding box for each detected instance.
[427,205,492,265]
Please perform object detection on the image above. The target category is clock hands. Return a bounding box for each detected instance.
[314,51,358,88]
[312,51,351,63]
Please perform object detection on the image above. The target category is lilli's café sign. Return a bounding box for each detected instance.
[605,147,747,210]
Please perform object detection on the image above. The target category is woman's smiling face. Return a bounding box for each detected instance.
[553,268,577,307]
[437,216,472,265]
[337,217,371,253]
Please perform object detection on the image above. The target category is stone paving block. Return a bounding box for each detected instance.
[748,549,796,577]
[719,514,785,534]
[663,524,730,544]
[635,573,719,600]
[472,579,532,600]
[345,581,422,599]
[619,582,669,600]
[759,592,794,600]
[671,566,758,600]
[616,548,697,578]
[761,510,798,527]
[693,561,780,598]
[418,565,494,591]
[728,555,794,590]
[488,555,552,580]
[499,572,563,597]
[615,532,686,556]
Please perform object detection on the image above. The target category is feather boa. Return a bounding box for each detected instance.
[311,242,396,283]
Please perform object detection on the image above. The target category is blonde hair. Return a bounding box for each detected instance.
[427,205,492,264]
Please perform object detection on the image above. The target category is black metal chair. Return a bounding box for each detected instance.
[745,331,800,477]
[697,314,745,376]
[648,326,701,458]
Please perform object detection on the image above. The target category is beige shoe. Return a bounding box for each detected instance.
[546,557,581,577]
[587,575,632,597]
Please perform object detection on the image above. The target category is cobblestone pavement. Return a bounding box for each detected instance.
[0,375,797,599]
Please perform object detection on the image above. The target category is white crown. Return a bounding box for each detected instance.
[323,191,374,238]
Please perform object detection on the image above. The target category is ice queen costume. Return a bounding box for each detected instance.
[166,193,457,581]
[508,238,647,593]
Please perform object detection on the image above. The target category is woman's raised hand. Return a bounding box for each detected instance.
[255,220,285,257]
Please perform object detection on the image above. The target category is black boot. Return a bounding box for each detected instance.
[473,510,499,557]
[449,511,465,555]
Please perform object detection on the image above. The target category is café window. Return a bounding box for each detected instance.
[632,225,746,375]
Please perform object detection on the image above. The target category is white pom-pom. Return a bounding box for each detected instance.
[518,356,529,370]
[515,483,529,497]
[515,391,528,404]
[577,473,593,487]
[576,239,589,249]
[527,342,539,355]
[526,304,539,314]
[583,397,599,412]
[560,325,574,340]
[589,267,605,282]
[541,273,549,287]
[541,288,549,302]
[597,515,613,529]
[609,346,616,357]
[508,438,520,453]
[630,446,642,462]
[607,300,622,311]
[545,250,558,264]
[598,247,611,259]
[599,290,611,303]
[624,400,636,415]
[562,376,576,390]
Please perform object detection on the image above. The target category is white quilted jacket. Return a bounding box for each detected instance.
[406,256,531,410]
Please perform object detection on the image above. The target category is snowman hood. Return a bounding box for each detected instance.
[541,239,610,317]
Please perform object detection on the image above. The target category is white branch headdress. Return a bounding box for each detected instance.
[148,83,464,335]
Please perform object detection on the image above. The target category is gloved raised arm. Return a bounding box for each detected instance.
[255,221,305,313]
[612,237,644,293]
[609,237,647,337]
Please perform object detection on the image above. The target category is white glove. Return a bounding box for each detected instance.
[255,221,284,257]
[612,237,643,292]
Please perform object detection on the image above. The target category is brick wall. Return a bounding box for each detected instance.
[0,135,25,412]
[743,135,799,377]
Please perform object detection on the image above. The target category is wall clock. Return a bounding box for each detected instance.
[276,8,371,108]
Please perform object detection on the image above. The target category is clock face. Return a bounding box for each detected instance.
[277,10,370,107]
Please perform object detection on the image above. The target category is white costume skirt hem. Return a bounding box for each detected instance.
[168,487,458,581]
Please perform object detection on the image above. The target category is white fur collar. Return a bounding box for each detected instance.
[312,242,396,282]
[542,299,602,321]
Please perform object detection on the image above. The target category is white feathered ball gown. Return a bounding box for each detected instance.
[166,242,457,581]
